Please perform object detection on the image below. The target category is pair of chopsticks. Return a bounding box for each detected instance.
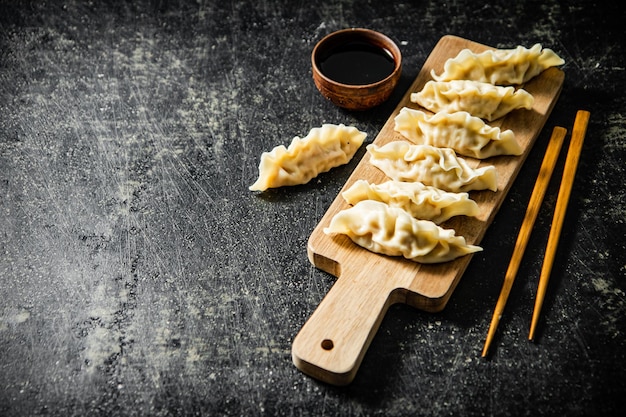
[482,110,590,357]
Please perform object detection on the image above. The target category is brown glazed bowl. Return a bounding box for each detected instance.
[311,28,402,111]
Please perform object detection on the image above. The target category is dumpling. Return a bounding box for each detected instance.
[431,44,565,85]
[249,124,367,191]
[341,179,479,224]
[324,200,482,263]
[367,141,497,192]
[410,80,534,121]
[394,108,523,159]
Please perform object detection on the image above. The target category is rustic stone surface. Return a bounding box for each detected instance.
[1,1,624,415]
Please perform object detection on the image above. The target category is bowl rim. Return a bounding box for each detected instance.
[311,27,402,88]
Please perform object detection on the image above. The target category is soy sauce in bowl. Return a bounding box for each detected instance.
[311,28,402,111]
[318,41,396,85]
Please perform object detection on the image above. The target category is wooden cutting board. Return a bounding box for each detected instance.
[291,35,565,385]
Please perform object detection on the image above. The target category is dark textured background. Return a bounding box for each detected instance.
[1,1,624,416]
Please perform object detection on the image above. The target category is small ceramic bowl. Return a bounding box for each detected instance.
[311,28,402,111]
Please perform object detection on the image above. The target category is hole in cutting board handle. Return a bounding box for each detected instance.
[321,339,334,350]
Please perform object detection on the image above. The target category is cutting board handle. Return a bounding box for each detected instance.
[291,261,406,385]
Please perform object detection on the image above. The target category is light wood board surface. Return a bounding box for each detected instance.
[292,35,565,385]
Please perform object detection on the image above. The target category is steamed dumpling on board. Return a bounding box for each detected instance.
[324,200,482,264]
[367,141,498,192]
[411,80,534,121]
[431,44,565,85]
[341,179,479,224]
[249,124,367,191]
[394,108,523,159]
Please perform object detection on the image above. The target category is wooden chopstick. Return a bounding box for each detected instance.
[482,125,568,357]
[529,110,590,341]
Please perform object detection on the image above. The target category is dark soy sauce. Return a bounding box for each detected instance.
[318,41,395,85]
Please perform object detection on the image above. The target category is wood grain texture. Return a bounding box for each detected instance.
[482,125,567,357]
[292,35,565,385]
[529,110,590,341]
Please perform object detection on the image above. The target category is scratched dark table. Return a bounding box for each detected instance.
[1,0,625,416]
